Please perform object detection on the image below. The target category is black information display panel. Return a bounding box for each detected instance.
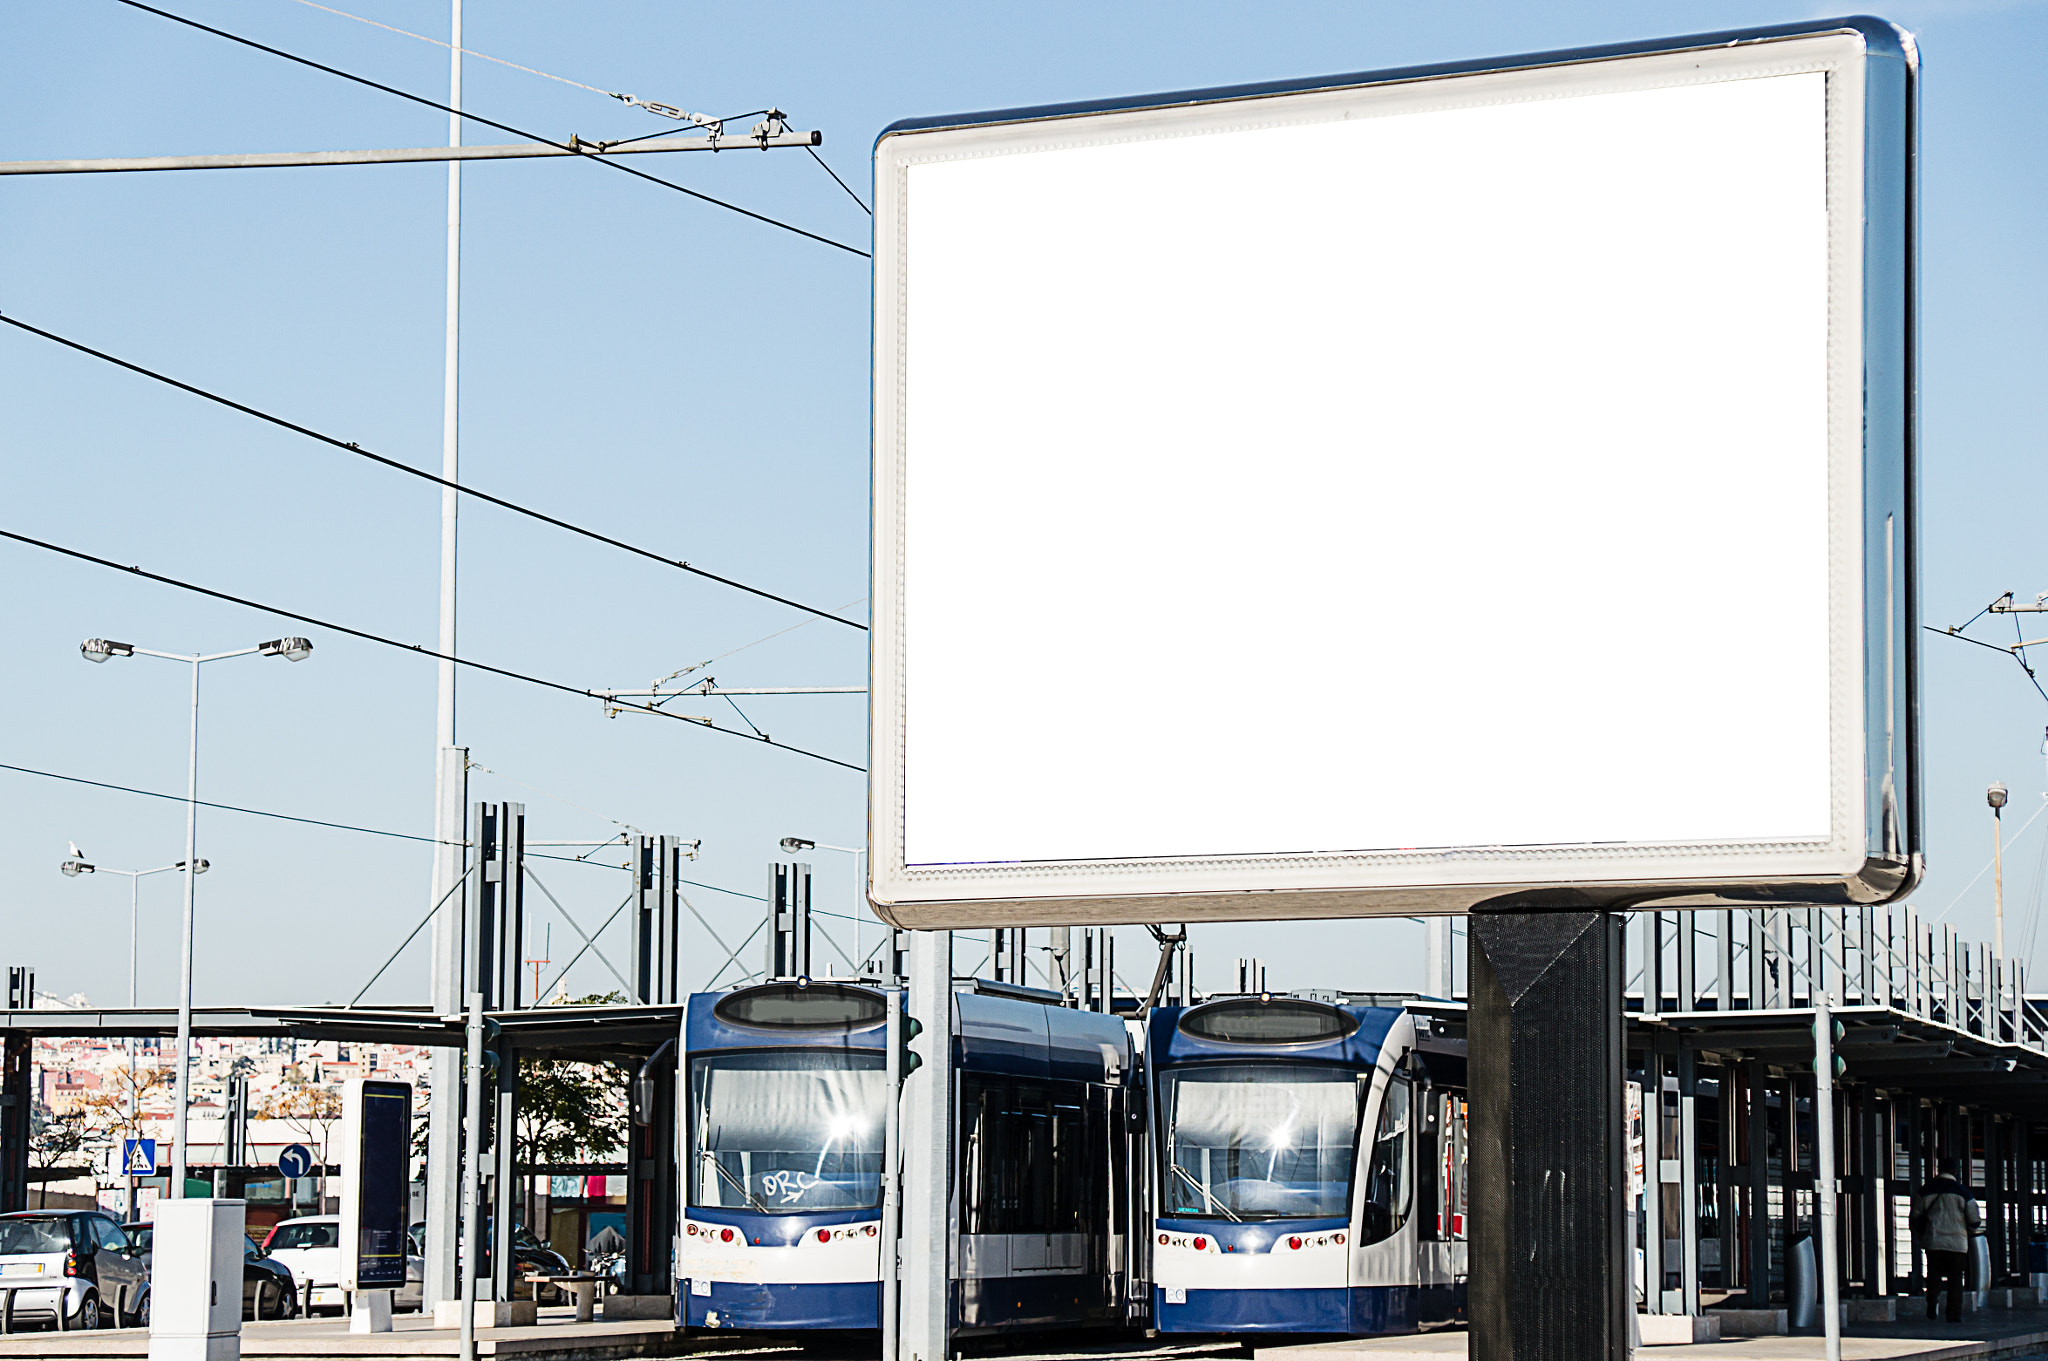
[353,1081,412,1289]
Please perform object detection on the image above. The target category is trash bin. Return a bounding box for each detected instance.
[1787,1232,1818,1329]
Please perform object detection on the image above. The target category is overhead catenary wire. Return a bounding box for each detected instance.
[1929,622,2048,707]
[0,313,865,633]
[806,146,872,215]
[0,758,451,844]
[0,526,865,773]
[110,0,869,258]
[283,0,765,136]
[0,757,732,878]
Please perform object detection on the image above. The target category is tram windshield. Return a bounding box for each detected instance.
[690,1051,888,1213]
[1160,1064,1364,1220]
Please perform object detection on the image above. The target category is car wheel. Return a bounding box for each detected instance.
[76,1291,103,1330]
[137,1292,151,1328]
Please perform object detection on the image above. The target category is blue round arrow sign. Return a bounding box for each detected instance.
[277,1143,314,1179]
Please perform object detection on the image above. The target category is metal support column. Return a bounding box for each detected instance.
[630,836,684,1005]
[423,748,468,1306]
[992,928,1026,985]
[0,1026,25,1214]
[768,863,812,979]
[464,802,522,1300]
[1426,917,1455,998]
[1048,928,1072,999]
[1747,1061,1772,1305]
[1718,912,1735,1012]
[1467,910,1627,1361]
[490,1038,517,1301]
[1679,916,1698,1012]
[625,1048,676,1296]
[1642,1046,1664,1313]
[898,931,952,1361]
[1677,1047,1701,1315]
[1749,913,1767,1011]
[1643,912,1663,1017]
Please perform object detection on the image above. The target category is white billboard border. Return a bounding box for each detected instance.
[869,18,1918,926]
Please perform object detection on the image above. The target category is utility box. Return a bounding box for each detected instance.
[148,1198,245,1361]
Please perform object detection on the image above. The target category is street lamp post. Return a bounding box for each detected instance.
[1990,781,2009,962]
[781,837,868,968]
[80,635,311,1196]
[60,852,206,1215]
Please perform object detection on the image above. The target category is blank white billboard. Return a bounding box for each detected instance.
[871,23,1917,925]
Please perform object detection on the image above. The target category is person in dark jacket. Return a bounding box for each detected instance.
[1914,1157,1984,1323]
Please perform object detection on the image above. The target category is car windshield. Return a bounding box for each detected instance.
[269,1222,340,1250]
[127,1226,153,1253]
[0,1217,71,1255]
[1161,1064,1364,1220]
[690,1050,887,1213]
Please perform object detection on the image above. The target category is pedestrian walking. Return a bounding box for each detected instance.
[1913,1156,1983,1323]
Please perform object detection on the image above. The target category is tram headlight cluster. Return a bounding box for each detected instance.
[1156,1230,1345,1253]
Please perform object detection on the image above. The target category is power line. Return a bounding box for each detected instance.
[284,0,762,136]
[0,312,865,633]
[109,0,870,259]
[0,758,449,844]
[0,526,866,773]
[1927,624,2048,707]
[283,0,620,99]
[807,146,872,215]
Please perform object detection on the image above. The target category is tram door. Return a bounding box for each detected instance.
[1418,1087,1469,1303]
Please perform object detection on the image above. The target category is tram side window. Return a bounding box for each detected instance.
[958,1075,1100,1235]
[1360,1077,1411,1246]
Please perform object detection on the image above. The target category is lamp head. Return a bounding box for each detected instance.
[79,639,134,664]
[177,859,210,875]
[59,860,93,878]
[259,637,314,662]
[780,837,815,854]
[1990,782,2010,811]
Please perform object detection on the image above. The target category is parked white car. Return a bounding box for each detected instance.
[261,1216,422,1314]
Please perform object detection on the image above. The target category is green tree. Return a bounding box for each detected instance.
[515,992,629,1171]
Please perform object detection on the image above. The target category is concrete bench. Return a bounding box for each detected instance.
[531,1272,604,1323]
[1709,1307,1787,1336]
[1638,1314,1720,1344]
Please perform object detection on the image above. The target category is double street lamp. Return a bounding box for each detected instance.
[60,851,206,1209]
[79,635,312,1195]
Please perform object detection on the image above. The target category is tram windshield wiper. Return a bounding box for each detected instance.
[1169,1162,1242,1222]
[699,1149,771,1214]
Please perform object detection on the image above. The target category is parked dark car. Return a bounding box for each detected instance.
[405,1221,572,1303]
[125,1224,298,1320]
[0,1211,147,1329]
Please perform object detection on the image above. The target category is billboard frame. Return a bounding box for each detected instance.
[868,17,1919,927]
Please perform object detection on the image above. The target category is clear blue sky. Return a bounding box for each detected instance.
[4,0,2045,1010]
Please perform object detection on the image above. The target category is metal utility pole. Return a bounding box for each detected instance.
[1425,917,1455,997]
[898,931,951,1361]
[423,0,468,1310]
[1815,1000,1842,1361]
[1990,782,2009,960]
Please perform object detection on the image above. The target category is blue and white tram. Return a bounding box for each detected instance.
[1147,996,1466,1335]
[677,979,1141,1335]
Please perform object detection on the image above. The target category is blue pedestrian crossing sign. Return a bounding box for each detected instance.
[121,1138,156,1177]
[278,1143,314,1179]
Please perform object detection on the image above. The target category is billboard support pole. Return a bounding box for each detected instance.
[1468,910,1627,1361]
[897,931,951,1361]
